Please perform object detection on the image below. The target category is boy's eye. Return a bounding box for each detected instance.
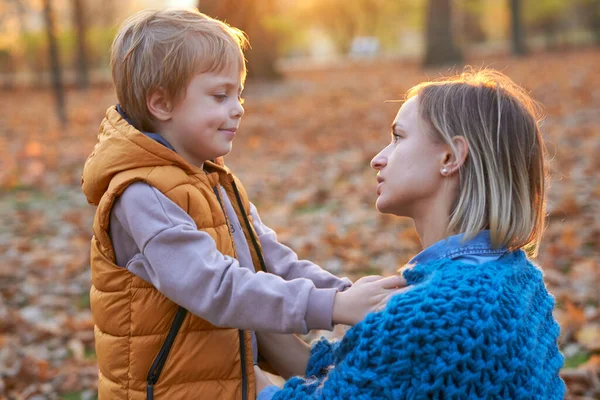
[392,133,401,143]
[214,94,227,102]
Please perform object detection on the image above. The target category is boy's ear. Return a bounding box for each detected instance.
[147,88,173,122]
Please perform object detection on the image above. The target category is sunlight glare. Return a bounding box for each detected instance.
[165,0,197,8]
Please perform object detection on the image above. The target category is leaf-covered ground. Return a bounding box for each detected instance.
[1,49,599,399]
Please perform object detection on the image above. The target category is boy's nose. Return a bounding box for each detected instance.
[232,103,244,119]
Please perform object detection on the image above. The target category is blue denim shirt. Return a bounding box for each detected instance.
[257,230,508,400]
[408,230,507,267]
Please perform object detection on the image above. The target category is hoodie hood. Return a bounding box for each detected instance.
[82,106,226,205]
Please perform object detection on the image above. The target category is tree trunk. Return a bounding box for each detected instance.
[0,50,15,90]
[462,0,486,44]
[72,0,89,88]
[198,0,279,80]
[43,0,67,126]
[509,0,528,56]
[584,0,600,44]
[424,0,463,67]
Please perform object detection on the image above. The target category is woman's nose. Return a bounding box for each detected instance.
[371,152,387,170]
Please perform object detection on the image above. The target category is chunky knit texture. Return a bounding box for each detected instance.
[273,250,565,399]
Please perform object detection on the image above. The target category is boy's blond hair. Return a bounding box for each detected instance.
[110,8,248,132]
[406,69,547,256]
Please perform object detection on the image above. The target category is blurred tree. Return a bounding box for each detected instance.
[460,0,487,44]
[424,0,463,66]
[72,0,88,88]
[510,0,528,55]
[0,0,27,89]
[198,0,280,80]
[294,0,420,55]
[0,50,15,90]
[576,0,600,44]
[87,0,116,26]
[588,0,600,43]
[309,0,361,54]
[42,0,67,125]
[524,0,569,50]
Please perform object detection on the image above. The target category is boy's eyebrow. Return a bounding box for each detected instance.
[212,81,244,94]
[212,80,242,89]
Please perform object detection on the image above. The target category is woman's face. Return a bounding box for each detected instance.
[370,96,449,218]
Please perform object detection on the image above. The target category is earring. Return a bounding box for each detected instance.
[441,168,448,176]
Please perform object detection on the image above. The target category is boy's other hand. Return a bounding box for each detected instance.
[332,275,407,326]
[254,365,279,395]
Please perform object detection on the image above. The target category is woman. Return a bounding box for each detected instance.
[254,69,565,399]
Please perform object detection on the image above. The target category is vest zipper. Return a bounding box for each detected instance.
[211,184,247,400]
[230,181,268,273]
[238,329,248,400]
[146,306,187,399]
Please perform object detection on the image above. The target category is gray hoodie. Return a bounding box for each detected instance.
[109,181,351,361]
[100,106,351,363]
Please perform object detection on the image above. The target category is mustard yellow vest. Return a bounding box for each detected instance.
[83,107,265,399]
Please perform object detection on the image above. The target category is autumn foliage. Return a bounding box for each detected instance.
[1,49,599,398]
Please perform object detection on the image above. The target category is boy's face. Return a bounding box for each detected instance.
[161,63,245,167]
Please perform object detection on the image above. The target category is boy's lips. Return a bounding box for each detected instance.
[219,128,237,139]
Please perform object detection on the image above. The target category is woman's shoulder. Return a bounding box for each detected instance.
[378,251,547,321]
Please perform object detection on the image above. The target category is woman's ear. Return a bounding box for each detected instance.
[441,136,469,176]
[147,88,173,122]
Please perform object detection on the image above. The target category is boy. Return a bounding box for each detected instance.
[81,9,404,399]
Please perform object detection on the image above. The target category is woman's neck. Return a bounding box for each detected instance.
[412,198,453,249]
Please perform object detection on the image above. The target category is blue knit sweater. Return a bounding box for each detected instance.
[270,250,565,399]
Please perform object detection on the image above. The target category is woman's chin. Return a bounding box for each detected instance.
[376,199,408,218]
[375,199,393,215]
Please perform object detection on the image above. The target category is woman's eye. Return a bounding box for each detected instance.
[214,94,227,102]
[392,133,401,143]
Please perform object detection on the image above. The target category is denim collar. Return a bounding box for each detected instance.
[408,230,508,266]
[115,104,176,152]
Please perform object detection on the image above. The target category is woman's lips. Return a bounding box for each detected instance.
[376,176,384,195]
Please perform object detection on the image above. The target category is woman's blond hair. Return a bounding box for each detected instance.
[110,8,249,132]
[407,69,547,256]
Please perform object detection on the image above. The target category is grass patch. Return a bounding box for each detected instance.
[84,346,96,361]
[293,203,334,215]
[356,266,383,277]
[60,392,97,400]
[77,292,91,310]
[563,351,590,368]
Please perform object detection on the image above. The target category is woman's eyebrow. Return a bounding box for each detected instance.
[391,122,405,132]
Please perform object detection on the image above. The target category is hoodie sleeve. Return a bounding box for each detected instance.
[250,202,352,292]
[110,182,337,333]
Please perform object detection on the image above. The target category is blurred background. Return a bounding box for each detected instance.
[0,0,599,398]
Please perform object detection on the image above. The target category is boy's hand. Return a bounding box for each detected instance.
[254,365,279,395]
[332,275,407,326]
[256,332,311,379]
